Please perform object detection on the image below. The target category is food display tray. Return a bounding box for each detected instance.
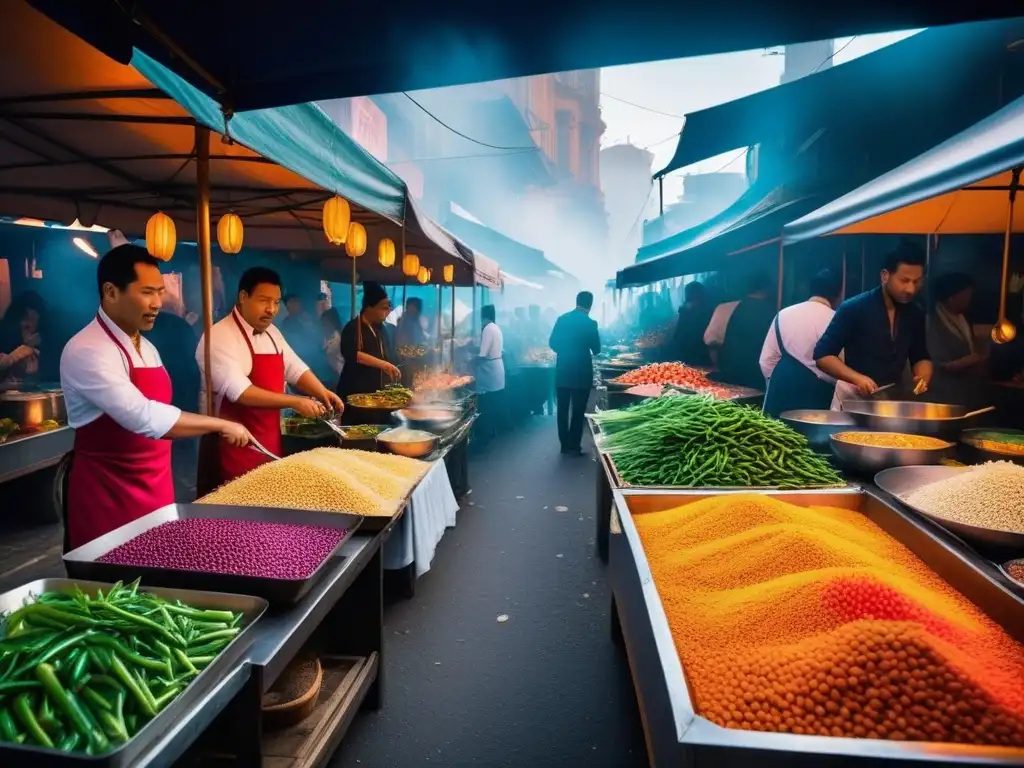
[609,487,1024,767]
[959,428,1024,467]
[64,504,362,606]
[875,465,1024,559]
[0,577,265,767]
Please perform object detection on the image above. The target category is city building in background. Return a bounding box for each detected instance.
[600,142,655,267]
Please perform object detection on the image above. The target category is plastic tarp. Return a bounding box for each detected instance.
[27,0,1022,111]
[617,180,821,287]
[443,212,559,280]
[783,95,1024,241]
[655,20,1020,178]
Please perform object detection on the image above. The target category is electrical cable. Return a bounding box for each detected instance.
[600,92,686,119]
[402,92,537,150]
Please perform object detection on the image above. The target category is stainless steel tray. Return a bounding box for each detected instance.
[0,577,265,767]
[875,465,1024,556]
[609,487,1024,766]
[64,503,362,606]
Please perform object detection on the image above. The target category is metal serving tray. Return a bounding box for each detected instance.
[608,487,1024,766]
[64,504,362,606]
[0,577,265,768]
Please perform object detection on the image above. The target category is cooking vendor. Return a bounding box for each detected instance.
[60,245,253,550]
[198,267,344,483]
[814,242,933,408]
[335,281,401,424]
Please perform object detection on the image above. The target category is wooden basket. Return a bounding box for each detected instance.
[262,656,324,731]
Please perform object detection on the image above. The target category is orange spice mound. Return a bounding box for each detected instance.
[634,494,1024,745]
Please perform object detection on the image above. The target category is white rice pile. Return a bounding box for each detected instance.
[905,461,1024,533]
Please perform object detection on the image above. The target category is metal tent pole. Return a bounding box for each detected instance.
[195,125,214,415]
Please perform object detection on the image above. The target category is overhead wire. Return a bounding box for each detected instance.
[402,92,538,151]
[600,92,686,119]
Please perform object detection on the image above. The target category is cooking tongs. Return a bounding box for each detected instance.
[247,435,281,461]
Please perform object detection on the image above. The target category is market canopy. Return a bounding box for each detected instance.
[26,0,1024,111]
[442,212,563,282]
[0,0,486,286]
[655,19,1022,178]
[783,94,1024,241]
[617,176,823,286]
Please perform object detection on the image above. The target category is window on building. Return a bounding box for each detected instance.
[556,110,572,172]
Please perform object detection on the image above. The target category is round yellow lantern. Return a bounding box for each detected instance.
[378,238,396,268]
[402,253,420,278]
[443,264,454,283]
[345,222,367,257]
[217,212,243,254]
[417,266,431,284]
[322,196,351,245]
[145,211,176,261]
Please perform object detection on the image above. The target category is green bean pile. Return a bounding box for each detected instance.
[593,395,842,488]
[0,580,242,755]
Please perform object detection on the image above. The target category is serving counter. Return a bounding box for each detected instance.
[0,426,73,522]
[608,486,1024,767]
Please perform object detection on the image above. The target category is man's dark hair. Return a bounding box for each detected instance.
[684,281,706,303]
[576,291,594,310]
[809,269,843,302]
[882,240,926,274]
[97,244,160,298]
[406,297,423,312]
[481,304,496,324]
[933,272,973,304]
[361,281,388,309]
[238,267,282,297]
[746,271,772,295]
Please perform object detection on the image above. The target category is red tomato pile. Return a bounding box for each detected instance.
[615,362,712,388]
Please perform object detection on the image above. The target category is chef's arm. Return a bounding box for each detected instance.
[293,370,344,410]
[165,412,248,439]
[912,359,934,384]
[815,355,862,385]
[235,385,306,410]
[355,351,391,371]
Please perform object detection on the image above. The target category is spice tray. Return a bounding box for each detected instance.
[608,487,1024,767]
[875,465,1024,559]
[0,577,266,767]
[63,504,363,606]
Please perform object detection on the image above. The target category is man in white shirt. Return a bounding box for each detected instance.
[61,245,251,550]
[475,304,506,447]
[198,267,343,484]
[703,299,739,368]
[759,268,843,417]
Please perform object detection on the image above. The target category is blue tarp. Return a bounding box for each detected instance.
[443,214,558,280]
[27,0,1019,111]
[655,19,1021,178]
[783,94,1024,242]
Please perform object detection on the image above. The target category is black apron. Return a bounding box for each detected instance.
[762,316,836,418]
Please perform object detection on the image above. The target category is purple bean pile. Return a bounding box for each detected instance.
[97,519,346,579]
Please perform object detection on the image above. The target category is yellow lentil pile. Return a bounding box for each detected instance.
[834,432,950,450]
[905,461,1024,534]
[634,494,1024,745]
[199,448,428,517]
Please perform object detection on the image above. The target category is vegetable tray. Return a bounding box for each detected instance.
[0,578,265,767]
[64,504,362,606]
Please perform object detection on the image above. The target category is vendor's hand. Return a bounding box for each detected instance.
[851,373,878,397]
[383,362,401,380]
[24,333,41,348]
[218,421,252,447]
[321,390,345,415]
[912,375,930,396]
[292,397,327,419]
[9,345,37,364]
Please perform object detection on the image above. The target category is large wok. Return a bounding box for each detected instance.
[841,400,991,440]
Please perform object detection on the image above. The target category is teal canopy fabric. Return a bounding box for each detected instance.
[135,51,407,223]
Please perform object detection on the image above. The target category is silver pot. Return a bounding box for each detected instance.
[780,410,856,452]
[0,389,66,428]
[841,399,981,440]
[376,427,438,458]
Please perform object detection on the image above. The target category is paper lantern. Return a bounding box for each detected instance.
[145,211,176,261]
[345,222,367,257]
[417,266,430,284]
[443,264,454,283]
[322,196,351,245]
[378,238,396,268]
[402,253,420,277]
[217,212,243,254]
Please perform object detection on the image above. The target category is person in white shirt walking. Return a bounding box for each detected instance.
[759,268,843,417]
[475,304,506,447]
[60,245,252,551]
[197,267,343,485]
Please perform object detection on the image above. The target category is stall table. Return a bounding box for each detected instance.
[0,426,74,522]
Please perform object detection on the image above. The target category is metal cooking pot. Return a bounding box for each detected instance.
[841,399,984,440]
[780,410,856,452]
[0,388,66,428]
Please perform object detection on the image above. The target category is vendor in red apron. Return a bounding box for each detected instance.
[758,268,843,418]
[198,267,343,483]
[60,245,253,550]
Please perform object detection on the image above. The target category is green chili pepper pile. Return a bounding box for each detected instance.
[0,580,242,755]
[593,395,843,488]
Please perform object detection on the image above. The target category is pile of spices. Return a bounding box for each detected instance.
[634,494,1024,744]
[592,395,841,488]
[904,461,1024,534]
[833,432,950,450]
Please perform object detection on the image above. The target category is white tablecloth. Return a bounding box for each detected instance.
[383,461,459,576]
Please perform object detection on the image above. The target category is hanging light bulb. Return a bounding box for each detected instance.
[217,212,243,254]
[402,253,420,277]
[417,266,430,284]
[145,211,176,261]
[345,222,367,257]
[443,264,454,283]
[378,238,396,268]
[322,196,351,245]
